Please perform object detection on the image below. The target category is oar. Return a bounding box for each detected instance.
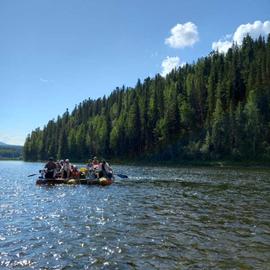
[115,173,128,178]
[28,173,38,177]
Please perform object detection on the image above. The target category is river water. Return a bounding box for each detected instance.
[0,161,269,269]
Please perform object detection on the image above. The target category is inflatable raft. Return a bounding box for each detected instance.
[36,177,113,186]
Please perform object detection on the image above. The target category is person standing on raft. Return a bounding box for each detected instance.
[44,157,57,179]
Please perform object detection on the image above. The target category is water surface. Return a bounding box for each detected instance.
[0,161,269,269]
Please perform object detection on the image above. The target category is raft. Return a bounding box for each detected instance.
[36,177,113,186]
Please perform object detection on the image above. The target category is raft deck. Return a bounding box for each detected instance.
[36,177,113,186]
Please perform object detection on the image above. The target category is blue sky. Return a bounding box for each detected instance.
[0,0,269,145]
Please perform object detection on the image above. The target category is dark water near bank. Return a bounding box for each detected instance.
[0,161,269,269]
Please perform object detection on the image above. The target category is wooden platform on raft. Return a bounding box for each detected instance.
[36,177,113,186]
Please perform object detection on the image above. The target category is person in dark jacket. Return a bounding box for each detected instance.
[100,160,113,178]
[44,157,57,179]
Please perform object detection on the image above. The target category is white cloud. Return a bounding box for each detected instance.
[212,20,270,53]
[165,22,199,48]
[40,77,49,83]
[212,40,233,53]
[40,77,54,83]
[161,56,181,77]
[233,20,270,44]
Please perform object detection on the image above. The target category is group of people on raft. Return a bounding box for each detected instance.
[43,156,113,180]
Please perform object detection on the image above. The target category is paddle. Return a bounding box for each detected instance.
[28,170,44,177]
[28,173,38,177]
[115,173,128,178]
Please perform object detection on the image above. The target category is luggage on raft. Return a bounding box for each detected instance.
[36,177,113,186]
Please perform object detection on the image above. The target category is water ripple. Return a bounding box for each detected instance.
[0,161,269,269]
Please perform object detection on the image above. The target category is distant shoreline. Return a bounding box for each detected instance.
[0,158,23,161]
[6,158,269,170]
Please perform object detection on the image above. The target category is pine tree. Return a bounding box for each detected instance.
[23,36,270,162]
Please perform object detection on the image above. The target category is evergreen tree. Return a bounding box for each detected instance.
[23,35,270,162]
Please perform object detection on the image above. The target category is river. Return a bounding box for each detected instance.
[0,161,269,269]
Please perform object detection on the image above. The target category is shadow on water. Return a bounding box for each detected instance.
[116,175,268,194]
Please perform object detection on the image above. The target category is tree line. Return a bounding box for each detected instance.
[0,145,23,160]
[24,35,270,162]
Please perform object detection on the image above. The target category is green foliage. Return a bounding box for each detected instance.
[0,144,22,159]
[24,35,270,162]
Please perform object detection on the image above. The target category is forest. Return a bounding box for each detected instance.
[24,35,270,162]
[0,144,23,160]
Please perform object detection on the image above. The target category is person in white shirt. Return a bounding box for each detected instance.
[61,159,72,179]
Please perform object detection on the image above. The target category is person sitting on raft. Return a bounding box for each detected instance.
[86,156,100,179]
[99,160,113,179]
[61,159,72,179]
[44,157,57,179]
[92,156,99,170]
[86,159,95,179]
[86,159,93,171]
[54,160,63,178]
[71,165,80,179]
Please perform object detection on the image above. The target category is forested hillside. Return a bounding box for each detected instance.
[24,35,270,162]
[0,143,23,160]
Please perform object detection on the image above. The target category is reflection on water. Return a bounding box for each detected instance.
[0,161,269,269]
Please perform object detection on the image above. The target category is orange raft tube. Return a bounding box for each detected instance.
[36,177,113,186]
